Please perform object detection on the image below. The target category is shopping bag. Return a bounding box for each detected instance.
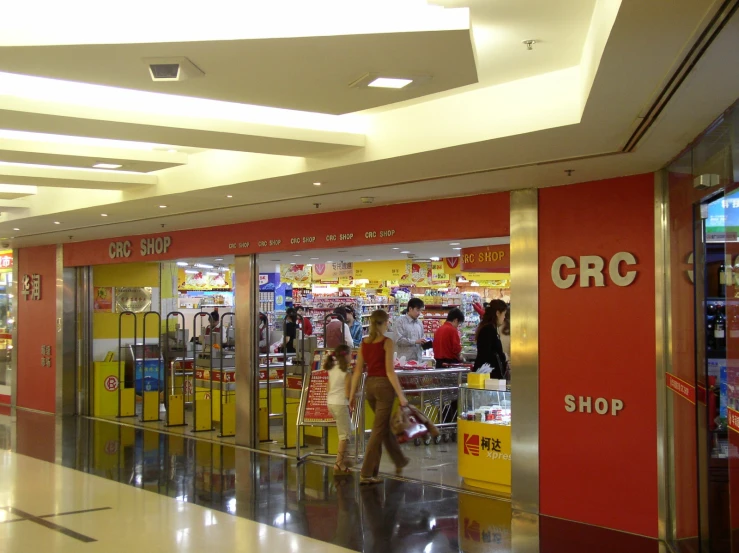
[407,404,440,438]
[391,406,427,444]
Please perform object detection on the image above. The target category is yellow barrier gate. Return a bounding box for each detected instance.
[164,311,188,428]
[141,312,162,423]
[192,312,214,432]
[117,312,137,418]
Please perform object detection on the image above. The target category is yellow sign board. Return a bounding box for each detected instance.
[354,260,407,281]
[457,419,511,497]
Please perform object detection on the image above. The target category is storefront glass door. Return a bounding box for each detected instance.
[692,104,739,553]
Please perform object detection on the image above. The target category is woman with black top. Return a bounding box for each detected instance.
[284,308,298,353]
[473,300,508,378]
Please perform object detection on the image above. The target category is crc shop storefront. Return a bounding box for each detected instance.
[13,172,681,543]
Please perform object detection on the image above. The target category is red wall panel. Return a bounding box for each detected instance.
[539,174,658,537]
[17,245,57,413]
[63,192,511,267]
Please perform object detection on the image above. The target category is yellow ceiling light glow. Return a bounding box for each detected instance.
[367,77,413,89]
[93,163,122,169]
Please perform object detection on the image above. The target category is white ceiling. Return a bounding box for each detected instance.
[0,0,737,249]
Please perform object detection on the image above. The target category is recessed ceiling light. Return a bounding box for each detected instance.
[366,259,372,261]
[450,242,460,246]
[185,270,198,274]
[327,260,333,263]
[430,257,440,261]
[101,213,108,217]
[293,254,301,257]
[194,263,214,269]
[176,262,188,267]
[310,257,319,260]
[392,247,400,250]
[12,228,19,231]
[368,77,413,89]
[54,221,61,225]
[226,195,233,198]
[400,250,410,254]
[159,205,167,208]
[453,247,462,250]
[313,182,321,186]
[215,258,223,261]
[93,163,122,169]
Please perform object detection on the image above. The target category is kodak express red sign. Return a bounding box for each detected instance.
[460,245,510,272]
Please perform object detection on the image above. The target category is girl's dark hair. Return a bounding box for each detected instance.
[325,344,351,372]
[501,307,511,336]
[476,300,507,340]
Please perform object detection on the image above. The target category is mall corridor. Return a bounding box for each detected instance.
[0,410,663,553]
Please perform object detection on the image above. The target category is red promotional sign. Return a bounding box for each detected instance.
[729,408,739,434]
[303,370,333,423]
[666,373,695,404]
[460,245,510,272]
[539,174,657,538]
[62,193,510,267]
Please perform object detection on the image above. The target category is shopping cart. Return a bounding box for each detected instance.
[395,367,469,446]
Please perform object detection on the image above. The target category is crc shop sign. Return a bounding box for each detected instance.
[551,252,637,289]
[109,236,172,259]
[21,274,41,300]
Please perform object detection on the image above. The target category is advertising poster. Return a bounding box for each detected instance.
[178,269,231,290]
[311,262,353,282]
[280,264,311,286]
[399,262,432,287]
[93,287,115,312]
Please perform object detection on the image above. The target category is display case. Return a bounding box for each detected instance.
[457,383,512,496]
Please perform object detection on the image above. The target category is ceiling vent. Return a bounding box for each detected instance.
[143,57,204,82]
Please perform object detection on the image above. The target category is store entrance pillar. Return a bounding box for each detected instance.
[235,254,259,448]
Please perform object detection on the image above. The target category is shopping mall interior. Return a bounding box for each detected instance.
[3,1,739,552]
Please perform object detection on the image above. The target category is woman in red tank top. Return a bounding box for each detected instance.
[349,309,409,485]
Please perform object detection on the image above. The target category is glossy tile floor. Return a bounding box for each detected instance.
[0,409,664,552]
[98,409,464,488]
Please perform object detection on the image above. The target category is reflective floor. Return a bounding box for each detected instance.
[0,409,663,552]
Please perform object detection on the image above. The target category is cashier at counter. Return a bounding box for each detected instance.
[433,308,465,368]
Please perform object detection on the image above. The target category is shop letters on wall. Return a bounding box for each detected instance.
[551,252,638,288]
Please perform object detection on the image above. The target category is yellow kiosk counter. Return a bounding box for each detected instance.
[457,378,512,497]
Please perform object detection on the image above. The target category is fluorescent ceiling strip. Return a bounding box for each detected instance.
[0,72,367,133]
[0,184,37,195]
[0,129,181,151]
[1,1,463,45]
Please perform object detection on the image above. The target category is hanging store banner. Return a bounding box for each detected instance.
[353,260,406,281]
[0,250,13,269]
[178,269,232,291]
[399,262,432,287]
[311,262,353,282]
[115,287,152,313]
[280,264,312,286]
[443,256,461,274]
[432,262,450,284]
[461,245,510,272]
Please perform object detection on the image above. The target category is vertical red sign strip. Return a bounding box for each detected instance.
[538,174,658,538]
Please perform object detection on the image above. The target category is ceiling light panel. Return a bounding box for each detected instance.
[367,77,413,89]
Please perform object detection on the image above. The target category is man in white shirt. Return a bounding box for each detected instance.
[394,298,426,362]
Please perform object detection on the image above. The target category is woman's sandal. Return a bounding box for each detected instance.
[333,452,351,475]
